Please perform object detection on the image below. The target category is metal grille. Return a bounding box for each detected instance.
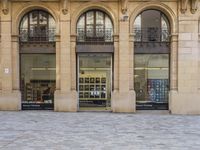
[133,28,170,42]
[77,28,113,44]
[19,28,56,42]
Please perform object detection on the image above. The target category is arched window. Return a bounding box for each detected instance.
[19,10,56,42]
[133,9,170,110]
[134,9,170,42]
[77,10,113,42]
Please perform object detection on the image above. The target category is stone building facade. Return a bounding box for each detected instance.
[0,0,199,114]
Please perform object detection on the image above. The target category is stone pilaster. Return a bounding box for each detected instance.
[0,1,20,110]
[112,18,135,113]
[54,7,77,112]
[170,12,200,114]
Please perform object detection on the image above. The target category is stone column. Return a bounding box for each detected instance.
[170,13,200,114]
[70,35,77,91]
[55,35,61,91]
[113,34,119,91]
[170,34,178,91]
[168,33,178,112]
[0,2,20,110]
[111,18,135,113]
[54,11,77,112]
[129,34,134,90]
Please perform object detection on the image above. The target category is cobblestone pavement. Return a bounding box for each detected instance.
[0,111,200,150]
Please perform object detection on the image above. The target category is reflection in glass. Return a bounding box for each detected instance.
[76,10,113,42]
[20,54,56,110]
[78,54,112,110]
[133,10,170,42]
[134,54,169,104]
[19,10,56,42]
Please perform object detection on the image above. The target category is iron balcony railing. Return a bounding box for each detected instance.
[77,28,113,44]
[133,27,170,42]
[19,28,56,42]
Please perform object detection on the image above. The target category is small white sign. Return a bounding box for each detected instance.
[4,68,9,74]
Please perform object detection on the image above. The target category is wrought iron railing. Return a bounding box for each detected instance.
[77,28,113,44]
[133,28,170,42]
[19,28,56,42]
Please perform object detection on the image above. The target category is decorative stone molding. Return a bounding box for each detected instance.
[113,34,119,42]
[191,0,198,14]
[70,34,77,42]
[181,0,189,14]
[121,0,129,22]
[62,0,68,15]
[121,0,128,14]
[2,0,9,15]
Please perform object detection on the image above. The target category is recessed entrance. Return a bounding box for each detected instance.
[78,53,112,111]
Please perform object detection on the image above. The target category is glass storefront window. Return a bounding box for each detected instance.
[134,54,169,109]
[78,54,112,110]
[20,54,56,110]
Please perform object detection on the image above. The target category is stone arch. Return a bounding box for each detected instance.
[12,3,59,35]
[129,2,177,34]
[71,2,118,35]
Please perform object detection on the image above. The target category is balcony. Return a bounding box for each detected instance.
[19,28,56,43]
[76,28,114,53]
[133,28,170,54]
[76,28,113,45]
[133,27,170,42]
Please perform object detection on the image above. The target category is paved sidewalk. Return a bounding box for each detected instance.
[0,111,200,150]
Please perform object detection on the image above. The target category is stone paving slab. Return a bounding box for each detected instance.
[0,111,200,150]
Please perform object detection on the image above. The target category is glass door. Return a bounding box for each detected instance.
[78,53,112,111]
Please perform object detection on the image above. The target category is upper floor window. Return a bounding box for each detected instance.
[19,10,56,42]
[133,10,170,42]
[77,10,113,43]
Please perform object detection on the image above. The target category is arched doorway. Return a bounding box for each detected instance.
[76,9,114,111]
[19,10,56,110]
[133,9,170,110]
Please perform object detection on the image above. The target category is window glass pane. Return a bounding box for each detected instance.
[21,54,56,110]
[134,54,169,104]
[20,16,28,41]
[134,15,141,41]
[96,11,104,25]
[30,11,38,25]
[20,15,28,29]
[77,15,85,29]
[39,11,48,25]
[79,54,112,109]
[161,16,169,42]
[86,11,94,25]
[20,10,56,42]
[134,15,141,29]
[49,16,55,29]
[105,15,112,29]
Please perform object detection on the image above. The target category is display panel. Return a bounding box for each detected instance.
[20,54,56,110]
[134,54,169,109]
[78,54,112,110]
